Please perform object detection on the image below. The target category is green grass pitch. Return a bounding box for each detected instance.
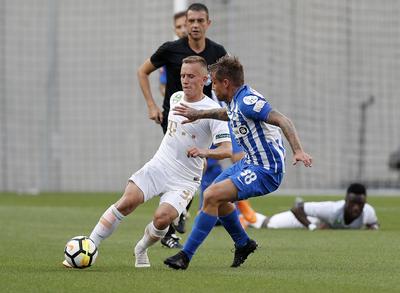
[1,192,399,293]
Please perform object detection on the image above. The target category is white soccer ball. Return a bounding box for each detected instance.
[64,236,98,268]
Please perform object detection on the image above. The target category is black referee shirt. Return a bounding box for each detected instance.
[150,36,227,114]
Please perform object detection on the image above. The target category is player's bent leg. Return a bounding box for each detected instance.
[209,180,257,268]
[218,202,250,247]
[114,181,145,216]
[165,180,239,270]
[211,182,251,249]
[218,201,257,267]
[89,182,144,247]
[161,188,195,249]
[153,203,179,230]
[89,204,125,248]
[165,211,219,269]
[134,203,176,268]
[134,221,169,268]
[202,179,238,216]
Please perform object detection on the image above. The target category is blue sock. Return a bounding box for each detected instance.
[219,209,249,248]
[183,211,218,260]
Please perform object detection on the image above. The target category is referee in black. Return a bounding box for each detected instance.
[137,3,227,248]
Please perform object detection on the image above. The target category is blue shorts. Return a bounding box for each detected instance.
[214,159,283,200]
[201,163,223,193]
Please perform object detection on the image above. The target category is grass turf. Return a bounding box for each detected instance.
[0,192,399,293]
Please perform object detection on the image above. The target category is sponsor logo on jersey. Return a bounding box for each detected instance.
[253,100,266,112]
[171,92,183,104]
[239,126,249,135]
[232,125,249,138]
[216,133,230,140]
[243,95,258,105]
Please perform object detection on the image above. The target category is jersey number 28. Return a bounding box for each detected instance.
[240,169,257,185]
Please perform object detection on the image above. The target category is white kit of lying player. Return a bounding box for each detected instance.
[266,200,378,229]
[130,91,231,215]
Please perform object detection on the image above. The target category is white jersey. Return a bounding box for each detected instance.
[153,91,231,181]
[304,200,378,229]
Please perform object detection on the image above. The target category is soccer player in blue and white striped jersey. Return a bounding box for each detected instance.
[165,55,312,270]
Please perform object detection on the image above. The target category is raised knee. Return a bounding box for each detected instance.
[153,210,172,229]
[203,189,218,207]
[116,190,141,215]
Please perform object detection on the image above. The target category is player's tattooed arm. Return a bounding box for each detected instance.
[173,104,229,124]
[266,110,313,167]
[200,108,229,121]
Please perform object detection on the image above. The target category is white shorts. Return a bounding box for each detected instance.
[129,158,200,216]
[267,211,320,229]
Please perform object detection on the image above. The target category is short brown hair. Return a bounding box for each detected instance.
[174,11,186,22]
[186,3,209,19]
[182,56,208,72]
[209,55,244,86]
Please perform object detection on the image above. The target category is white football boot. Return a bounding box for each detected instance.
[134,242,150,268]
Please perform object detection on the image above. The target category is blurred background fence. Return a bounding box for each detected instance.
[1,0,399,193]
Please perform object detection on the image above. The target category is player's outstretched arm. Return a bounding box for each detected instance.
[266,110,312,167]
[187,141,232,160]
[290,206,317,230]
[137,58,163,124]
[173,103,229,124]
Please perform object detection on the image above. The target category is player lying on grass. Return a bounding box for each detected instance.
[63,56,232,268]
[240,183,379,230]
[164,55,312,270]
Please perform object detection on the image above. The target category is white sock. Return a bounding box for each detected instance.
[89,204,124,247]
[136,222,168,251]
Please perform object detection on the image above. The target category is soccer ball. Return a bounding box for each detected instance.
[64,236,98,268]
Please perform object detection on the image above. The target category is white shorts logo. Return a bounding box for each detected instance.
[243,95,258,105]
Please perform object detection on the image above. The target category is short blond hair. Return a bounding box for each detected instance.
[182,56,208,74]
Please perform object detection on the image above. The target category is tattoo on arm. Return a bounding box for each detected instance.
[279,118,303,153]
[268,110,303,153]
[200,108,229,121]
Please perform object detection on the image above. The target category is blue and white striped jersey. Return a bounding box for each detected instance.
[227,85,286,173]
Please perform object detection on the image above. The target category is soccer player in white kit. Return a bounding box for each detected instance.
[63,56,232,268]
[242,183,379,230]
[270,183,379,230]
